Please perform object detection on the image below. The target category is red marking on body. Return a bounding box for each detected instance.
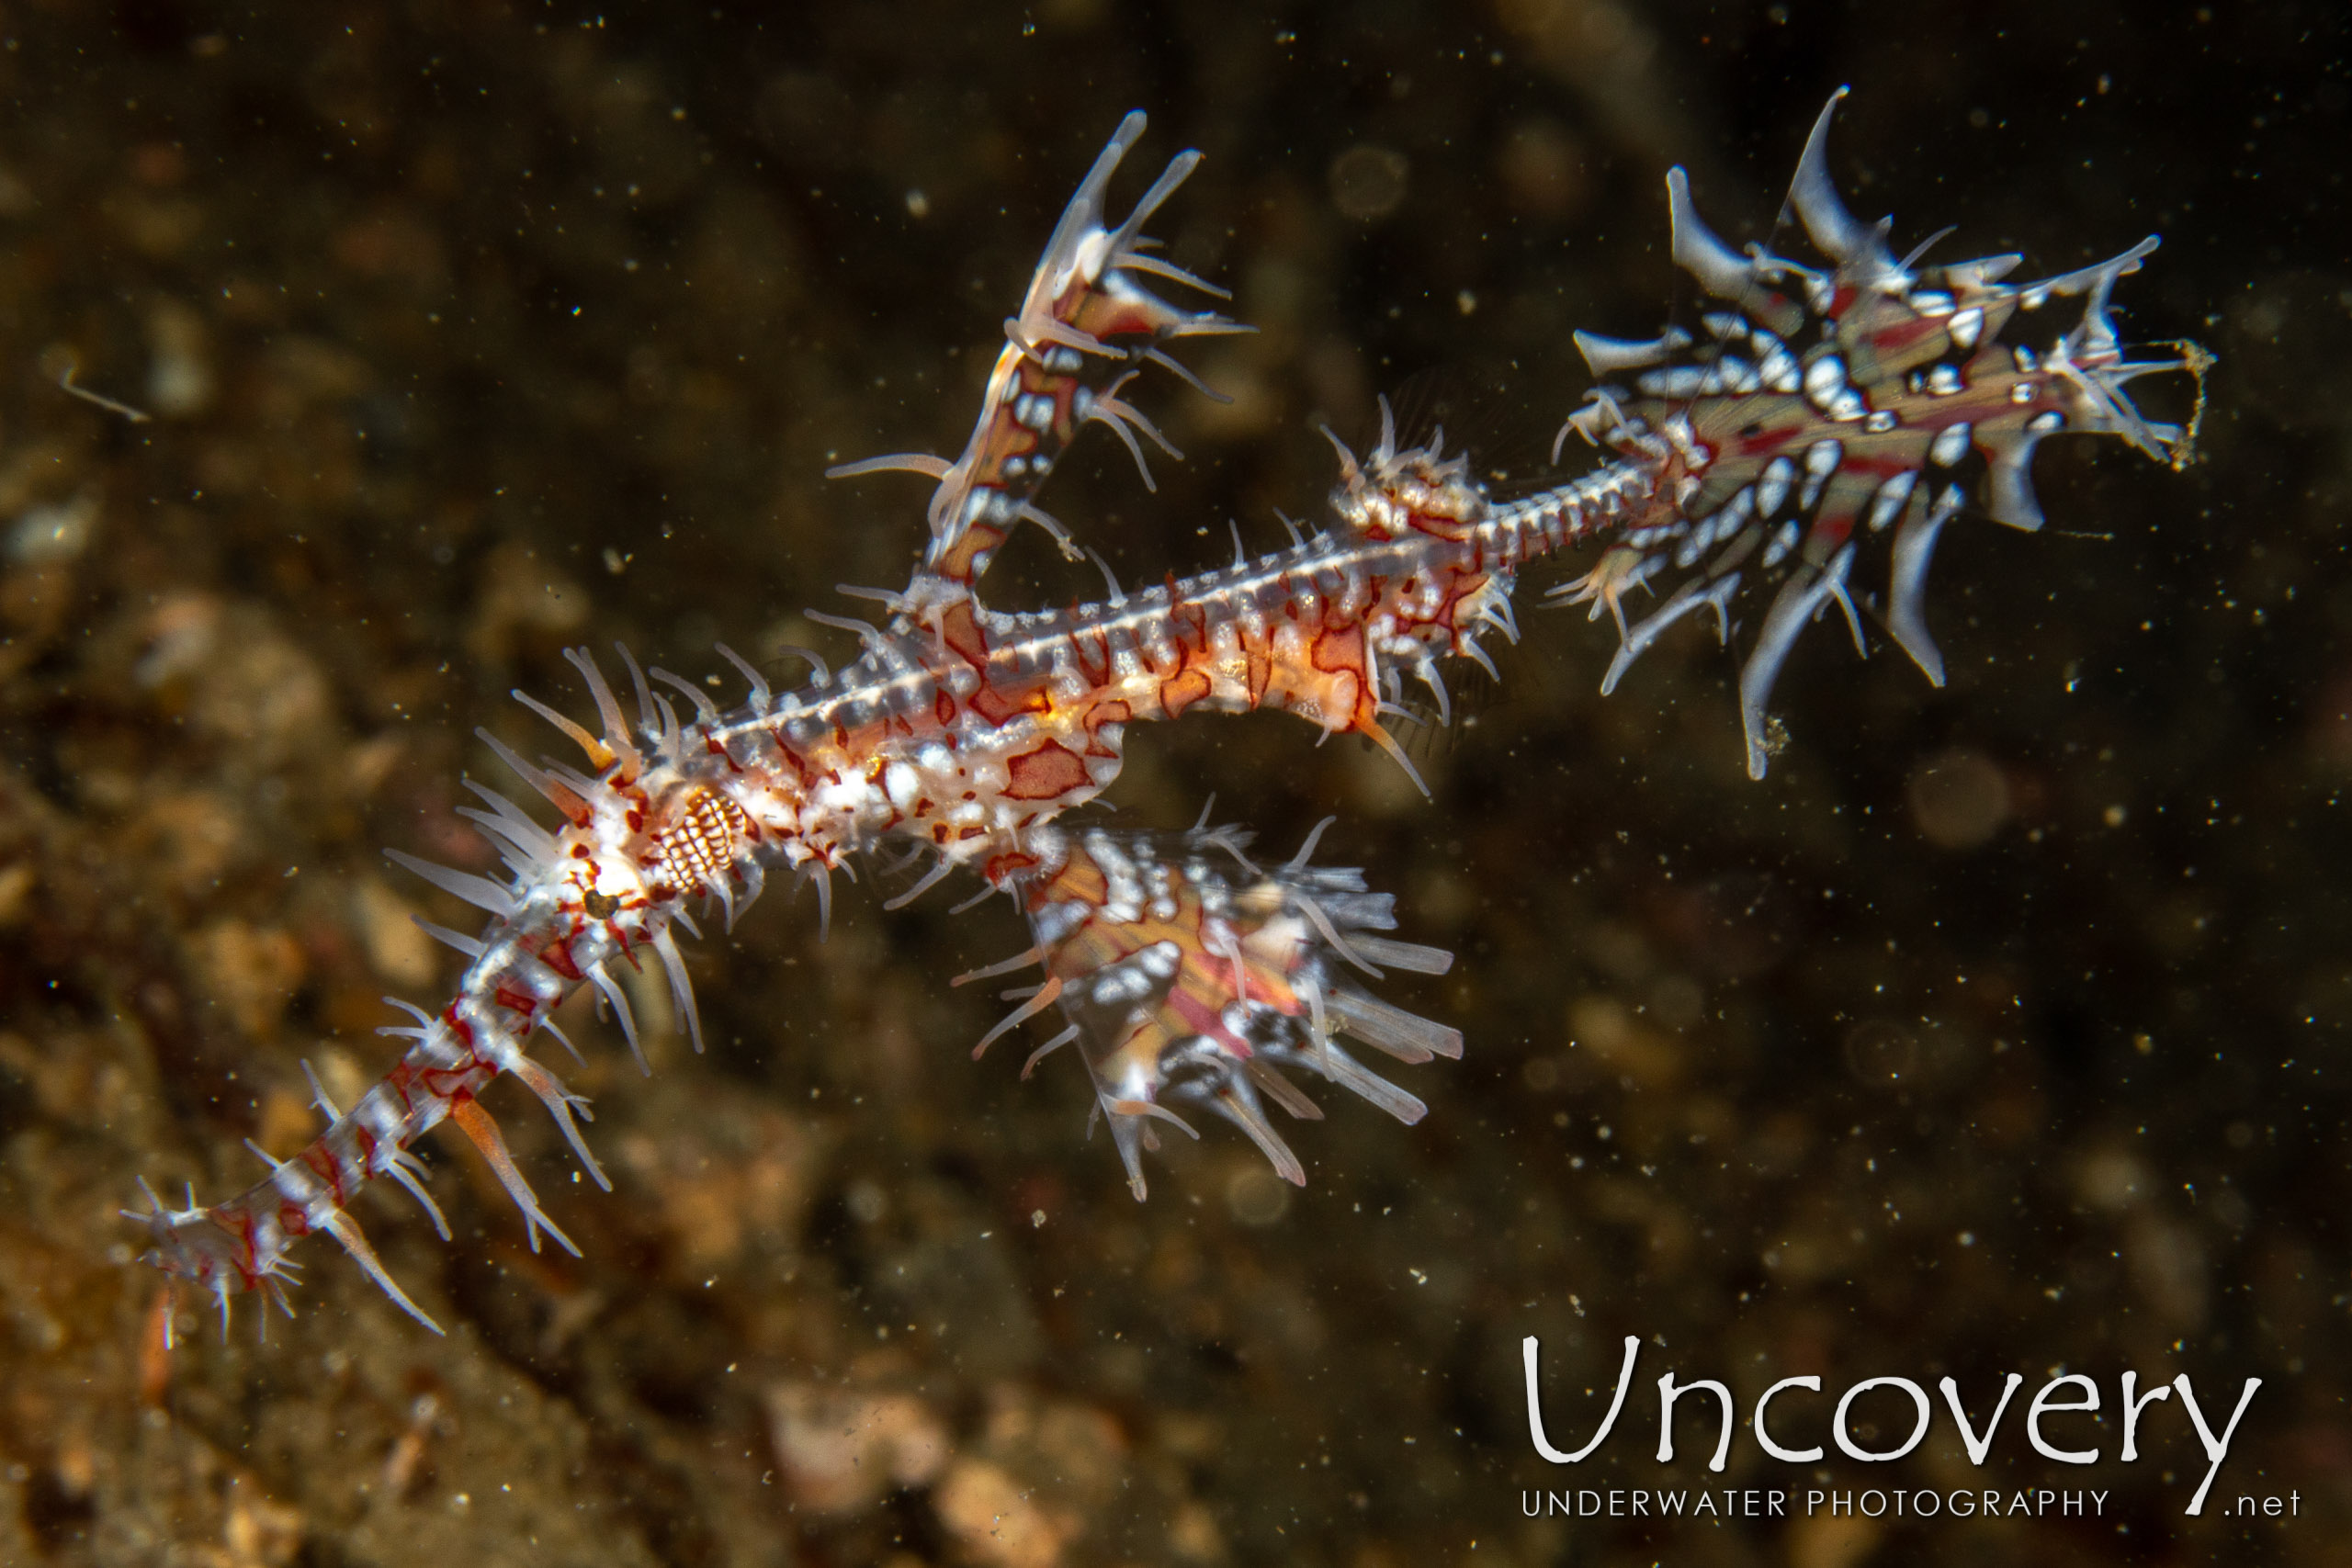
[422,1066,469,1100]
[1084,699,1132,751]
[1130,630,1167,678]
[1167,985,1253,1056]
[1173,600,1209,652]
[969,685,1017,727]
[1159,666,1212,718]
[539,937,583,981]
[301,1145,348,1206]
[1046,379,1085,438]
[212,1204,258,1270]
[970,682,1047,728]
[1840,453,1917,479]
[1737,423,1810,457]
[985,850,1040,884]
[1073,631,1113,688]
[494,984,537,1020]
[1310,624,1373,724]
[1434,574,1486,633]
[772,739,816,789]
[1244,648,1273,707]
[934,689,957,728]
[1003,740,1091,802]
[1871,316,1943,355]
[547,784,592,827]
[382,1062,422,1118]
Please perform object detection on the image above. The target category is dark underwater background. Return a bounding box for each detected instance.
[0,2,2344,1564]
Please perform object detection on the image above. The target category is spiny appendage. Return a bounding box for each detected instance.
[122,1021,505,1343]
[1261,398,1535,776]
[824,110,1248,629]
[1323,397,1491,546]
[131,646,741,1336]
[1551,86,2208,779]
[967,818,1456,1200]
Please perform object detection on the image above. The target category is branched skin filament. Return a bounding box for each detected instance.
[127,96,2200,1338]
